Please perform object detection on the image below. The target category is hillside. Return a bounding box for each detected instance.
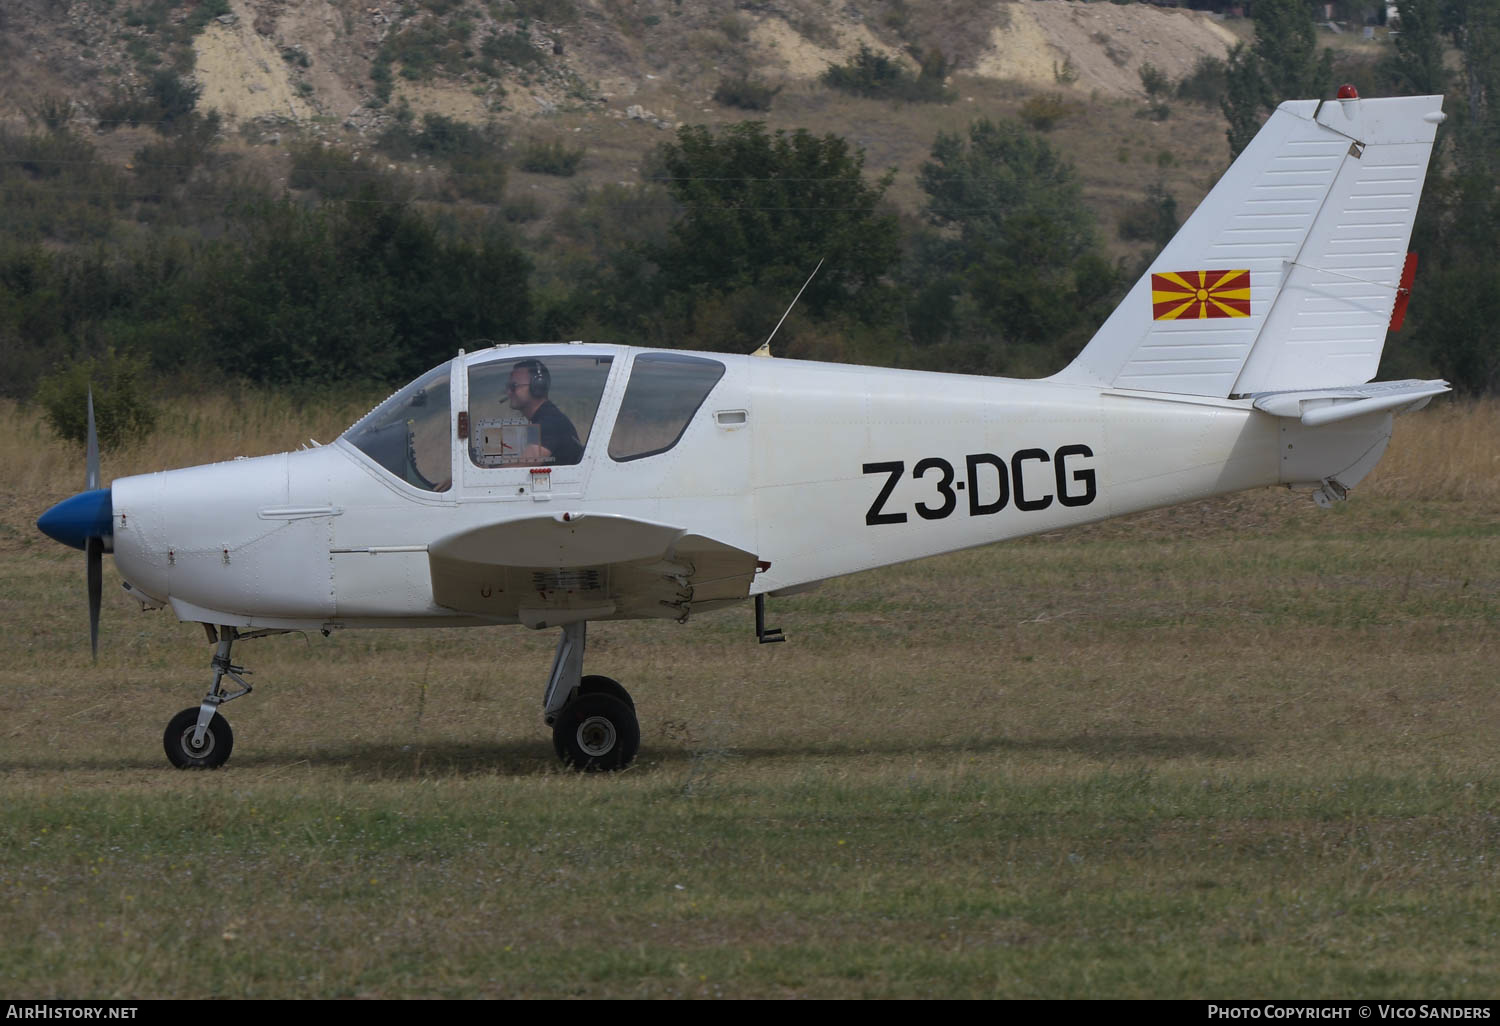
[2,1,1240,123]
[14,0,1459,401]
[0,1,1246,232]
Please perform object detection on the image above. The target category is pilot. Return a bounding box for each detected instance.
[508,359,583,465]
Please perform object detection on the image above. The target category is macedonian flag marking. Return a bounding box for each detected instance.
[1151,270,1251,321]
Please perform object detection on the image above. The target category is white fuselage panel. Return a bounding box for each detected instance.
[108,347,1384,630]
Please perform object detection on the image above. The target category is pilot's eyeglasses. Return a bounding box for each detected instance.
[506,380,528,392]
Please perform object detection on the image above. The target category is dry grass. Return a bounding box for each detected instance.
[0,391,381,538]
[1,395,1496,997]
[1363,399,1500,502]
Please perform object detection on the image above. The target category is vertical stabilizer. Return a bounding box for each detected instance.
[1053,94,1445,397]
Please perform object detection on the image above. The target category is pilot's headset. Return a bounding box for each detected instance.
[515,358,550,399]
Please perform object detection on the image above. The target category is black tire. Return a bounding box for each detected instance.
[578,674,634,710]
[163,707,234,769]
[552,692,639,772]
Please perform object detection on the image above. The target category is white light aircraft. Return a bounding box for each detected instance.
[37,91,1450,771]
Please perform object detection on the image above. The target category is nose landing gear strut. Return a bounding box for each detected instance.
[162,625,257,769]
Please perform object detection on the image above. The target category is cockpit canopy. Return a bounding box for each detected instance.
[343,347,729,492]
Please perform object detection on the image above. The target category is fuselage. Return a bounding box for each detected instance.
[106,343,1387,632]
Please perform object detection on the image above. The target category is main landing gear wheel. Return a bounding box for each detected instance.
[553,692,640,772]
[164,707,234,769]
[578,674,634,710]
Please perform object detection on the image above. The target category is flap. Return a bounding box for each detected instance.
[428,513,761,621]
[430,512,686,568]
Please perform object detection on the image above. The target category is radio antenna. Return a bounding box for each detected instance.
[752,259,823,358]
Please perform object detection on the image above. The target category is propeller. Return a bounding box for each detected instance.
[88,535,102,659]
[86,391,101,660]
[86,388,100,490]
[35,388,114,661]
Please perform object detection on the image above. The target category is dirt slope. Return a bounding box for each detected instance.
[0,1,1236,134]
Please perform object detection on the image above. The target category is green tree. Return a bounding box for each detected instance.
[35,352,158,452]
[921,119,1095,263]
[1382,0,1450,96]
[1222,43,1268,159]
[1118,180,1180,251]
[1447,0,1500,170]
[1221,0,1333,157]
[536,182,675,341]
[821,44,954,103]
[653,122,901,324]
[1388,0,1500,394]
[1252,0,1332,99]
[917,118,1118,355]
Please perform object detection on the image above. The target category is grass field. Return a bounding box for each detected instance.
[1,397,1497,998]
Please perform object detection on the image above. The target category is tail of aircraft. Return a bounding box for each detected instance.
[1054,91,1448,417]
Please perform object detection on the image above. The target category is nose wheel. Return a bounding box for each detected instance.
[164,707,233,769]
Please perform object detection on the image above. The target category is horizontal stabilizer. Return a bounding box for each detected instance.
[1250,378,1449,426]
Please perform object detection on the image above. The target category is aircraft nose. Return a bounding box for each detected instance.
[37,489,113,551]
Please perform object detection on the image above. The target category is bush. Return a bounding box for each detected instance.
[36,353,158,452]
[449,153,508,202]
[1139,61,1169,97]
[145,70,203,132]
[132,111,222,193]
[517,137,584,176]
[29,95,75,132]
[1118,180,1179,249]
[502,195,542,223]
[713,75,781,111]
[481,31,544,68]
[381,19,449,81]
[1018,93,1080,131]
[378,113,499,161]
[0,130,127,241]
[1,127,97,179]
[289,142,406,203]
[95,71,205,133]
[370,55,394,105]
[95,90,155,131]
[823,45,903,97]
[514,0,576,22]
[1175,55,1227,106]
[822,44,954,103]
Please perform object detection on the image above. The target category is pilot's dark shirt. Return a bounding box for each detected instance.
[531,400,583,465]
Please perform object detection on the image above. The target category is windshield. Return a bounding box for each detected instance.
[343,362,453,491]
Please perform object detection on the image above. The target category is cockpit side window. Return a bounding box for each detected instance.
[608,354,726,462]
[467,355,613,468]
[343,362,453,492]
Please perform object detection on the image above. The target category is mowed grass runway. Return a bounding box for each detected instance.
[0,398,1497,998]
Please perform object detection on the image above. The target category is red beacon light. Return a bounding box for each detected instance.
[1337,84,1359,99]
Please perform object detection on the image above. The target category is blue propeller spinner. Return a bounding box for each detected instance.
[35,391,113,660]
